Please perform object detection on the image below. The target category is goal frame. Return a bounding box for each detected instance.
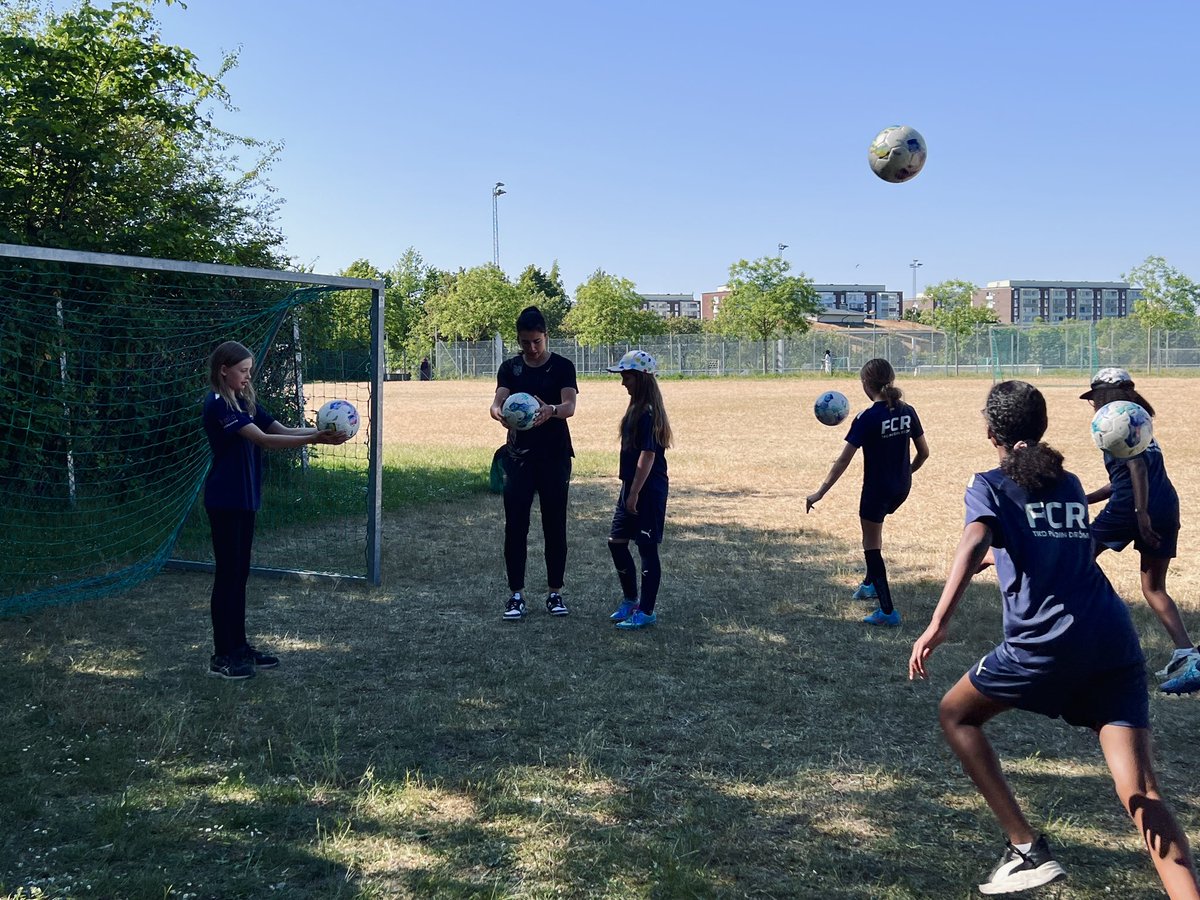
[0,241,386,587]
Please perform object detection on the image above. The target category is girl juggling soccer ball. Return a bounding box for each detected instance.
[605,351,672,630]
[1079,367,1200,695]
[910,381,1198,897]
[806,358,929,626]
[202,341,348,680]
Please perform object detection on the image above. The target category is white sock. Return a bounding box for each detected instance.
[1172,648,1193,661]
[1013,841,1033,854]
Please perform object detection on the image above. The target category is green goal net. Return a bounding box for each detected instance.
[0,244,383,615]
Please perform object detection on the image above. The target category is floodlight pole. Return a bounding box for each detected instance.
[492,182,506,267]
[910,258,923,306]
[777,243,788,258]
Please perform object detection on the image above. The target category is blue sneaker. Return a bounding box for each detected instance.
[609,599,639,622]
[851,582,877,600]
[1160,656,1200,695]
[863,608,901,627]
[616,610,657,630]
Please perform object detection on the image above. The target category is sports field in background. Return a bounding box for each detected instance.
[1,375,1198,898]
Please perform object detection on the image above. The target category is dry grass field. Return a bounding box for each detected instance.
[2,374,1198,899]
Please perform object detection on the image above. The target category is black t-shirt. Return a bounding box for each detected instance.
[619,408,668,488]
[845,400,924,498]
[497,352,578,458]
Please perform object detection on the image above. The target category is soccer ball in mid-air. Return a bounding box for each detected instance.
[1091,400,1152,458]
[868,125,927,183]
[316,399,360,438]
[501,392,540,431]
[814,390,850,426]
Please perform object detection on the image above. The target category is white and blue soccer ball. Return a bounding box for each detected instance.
[317,399,360,438]
[501,392,540,431]
[868,125,928,183]
[1091,400,1152,459]
[814,390,851,427]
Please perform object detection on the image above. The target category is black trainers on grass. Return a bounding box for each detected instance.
[978,834,1066,895]
[240,645,279,669]
[503,593,526,620]
[546,593,569,616]
[209,654,255,680]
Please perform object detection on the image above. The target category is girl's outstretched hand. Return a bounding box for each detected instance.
[313,430,351,445]
[805,492,821,513]
[908,622,947,681]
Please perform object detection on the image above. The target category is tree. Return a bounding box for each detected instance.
[1123,256,1200,373]
[425,264,535,342]
[714,257,820,372]
[386,248,442,371]
[563,270,663,347]
[0,0,283,266]
[517,263,571,335]
[916,279,995,374]
[661,315,704,335]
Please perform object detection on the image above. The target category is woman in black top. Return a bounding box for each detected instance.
[488,307,579,620]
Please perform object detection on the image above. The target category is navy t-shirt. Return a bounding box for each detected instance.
[619,408,668,489]
[1100,439,1179,526]
[203,393,276,511]
[963,467,1143,670]
[497,352,578,458]
[845,401,923,497]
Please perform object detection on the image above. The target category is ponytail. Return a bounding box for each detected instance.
[1000,442,1065,494]
[860,358,902,410]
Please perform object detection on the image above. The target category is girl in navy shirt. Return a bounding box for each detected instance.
[203,341,347,680]
[1079,367,1198,694]
[605,350,672,630]
[806,358,929,626]
[909,380,1197,897]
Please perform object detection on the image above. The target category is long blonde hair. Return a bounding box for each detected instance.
[619,372,673,450]
[208,340,258,416]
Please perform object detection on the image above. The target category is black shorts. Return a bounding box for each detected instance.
[1092,510,1178,558]
[969,647,1148,729]
[609,483,667,544]
[859,485,910,524]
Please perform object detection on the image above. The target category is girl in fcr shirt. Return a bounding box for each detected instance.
[806,358,929,626]
[909,380,1197,898]
[202,341,348,680]
[604,350,672,631]
[1079,367,1199,694]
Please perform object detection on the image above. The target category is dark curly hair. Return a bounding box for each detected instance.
[985,380,1064,493]
[1087,385,1156,417]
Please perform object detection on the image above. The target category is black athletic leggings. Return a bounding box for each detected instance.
[503,453,571,591]
[207,507,255,656]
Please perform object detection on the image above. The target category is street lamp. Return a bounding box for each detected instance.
[777,243,788,257]
[492,182,506,268]
[909,258,923,305]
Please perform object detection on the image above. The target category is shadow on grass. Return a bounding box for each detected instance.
[0,479,1192,898]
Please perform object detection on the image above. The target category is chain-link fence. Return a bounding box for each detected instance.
[429,321,1200,379]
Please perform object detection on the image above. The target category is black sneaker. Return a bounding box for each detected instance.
[546,593,569,616]
[240,645,280,669]
[209,654,255,680]
[978,834,1066,895]
[503,593,526,620]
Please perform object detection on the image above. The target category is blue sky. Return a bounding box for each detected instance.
[156,0,1200,298]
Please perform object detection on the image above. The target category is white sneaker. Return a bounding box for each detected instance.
[1155,649,1200,680]
[978,835,1066,895]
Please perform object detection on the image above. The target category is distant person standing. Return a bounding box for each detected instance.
[419,357,431,381]
[823,349,833,374]
[488,306,579,620]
